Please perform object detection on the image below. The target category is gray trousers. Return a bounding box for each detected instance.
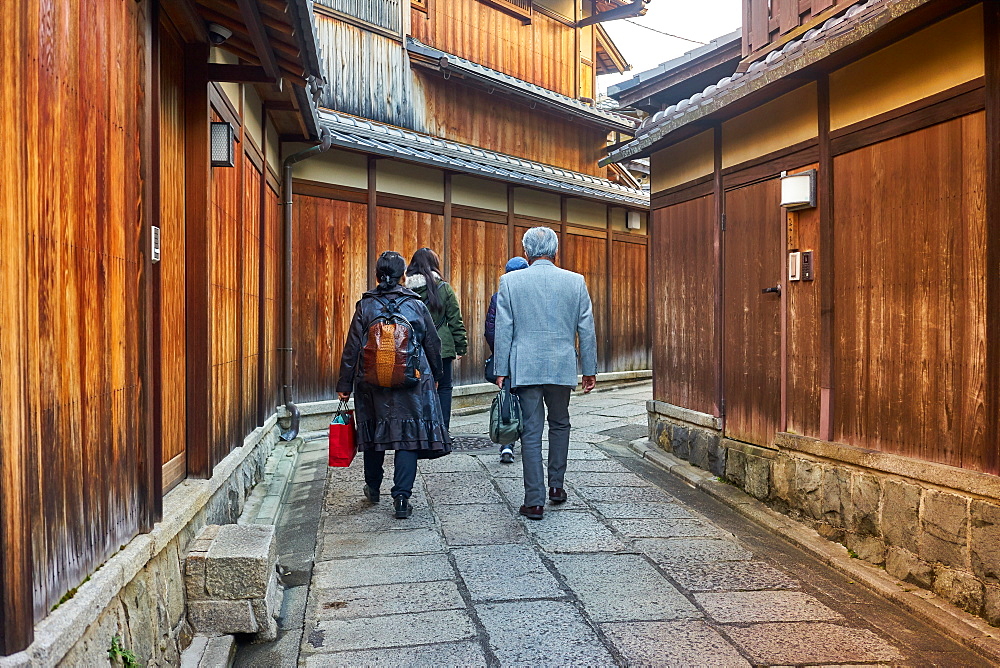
[514,384,571,507]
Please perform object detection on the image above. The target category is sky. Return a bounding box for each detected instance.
[598,0,743,94]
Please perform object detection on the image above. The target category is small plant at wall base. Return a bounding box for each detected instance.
[108,635,139,668]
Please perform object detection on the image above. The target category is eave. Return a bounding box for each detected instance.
[319,110,649,208]
[405,37,638,134]
[596,24,630,76]
[601,0,977,166]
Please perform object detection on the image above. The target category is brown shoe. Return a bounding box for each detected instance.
[548,487,567,504]
[519,505,544,520]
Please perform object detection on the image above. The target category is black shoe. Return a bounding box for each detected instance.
[394,496,412,519]
[548,487,567,504]
[519,505,544,520]
[363,484,380,503]
[500,447,514,464]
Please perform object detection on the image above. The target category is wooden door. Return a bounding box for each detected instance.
[159,17,187,491]
[723,179,783,447]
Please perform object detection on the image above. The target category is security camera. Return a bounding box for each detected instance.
[207,23,232,46]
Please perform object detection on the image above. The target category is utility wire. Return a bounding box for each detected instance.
[623,19,708,45]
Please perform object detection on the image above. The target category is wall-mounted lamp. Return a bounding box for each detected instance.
[626,211,642,229]
[780,169,816,210]
[211,121,235,168]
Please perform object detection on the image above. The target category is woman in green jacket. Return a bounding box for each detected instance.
[406,247,467,430]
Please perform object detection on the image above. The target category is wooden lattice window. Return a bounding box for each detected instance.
[315,0,402,33]
[412,0,428,11]
[479,0,533,22]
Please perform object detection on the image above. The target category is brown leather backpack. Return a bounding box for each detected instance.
[359,295,423,388]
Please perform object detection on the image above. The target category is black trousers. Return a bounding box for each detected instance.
[437,357,454,430]
[363,449,418,499]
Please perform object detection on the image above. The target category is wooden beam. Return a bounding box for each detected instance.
[139,0,162,529]
[507,185,515,257]
[985,0,1000,474]
[443,173,453,279]
[236,0,282,82]
[577,0,647,27]
[605,208,613,373]
[205,63,277,84]
[817,75,834,442]
[367,156,377,286]
[161,0,208,43]
[257,100,269,426]
[185,43,214,478]
[713,124,725,421]
[559,196,568,253]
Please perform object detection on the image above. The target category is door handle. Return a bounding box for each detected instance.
[761,284,781,295]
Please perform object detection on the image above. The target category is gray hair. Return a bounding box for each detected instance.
[522,226,558,260]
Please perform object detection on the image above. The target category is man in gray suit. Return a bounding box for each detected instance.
[494,227,598,520]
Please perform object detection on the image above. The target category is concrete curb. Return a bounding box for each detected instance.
[627,438,1000,664]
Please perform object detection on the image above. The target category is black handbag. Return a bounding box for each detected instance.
[484,355,497,383]
[489,382,523,446]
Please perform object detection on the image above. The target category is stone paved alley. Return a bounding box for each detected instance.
[237,382,990,667]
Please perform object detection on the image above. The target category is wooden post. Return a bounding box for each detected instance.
[443,172,452,278]
[235,91,246,437]
[817,75,835,442]
[713,124,725,421]
[367,156,377,284]
[257,102,268,425]
[605,207,613,373]
[185,43,214,478]
[559,196,568,253]
[985,1,1000,474]
[140,0,162,526]
[507,185,515,256]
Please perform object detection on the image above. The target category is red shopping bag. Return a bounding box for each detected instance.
[328,401,357,467]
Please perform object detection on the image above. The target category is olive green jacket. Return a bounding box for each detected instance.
[406,274,467,359]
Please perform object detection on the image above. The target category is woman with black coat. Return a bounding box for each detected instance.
[336,251,452,519]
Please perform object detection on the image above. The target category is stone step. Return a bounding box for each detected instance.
[179,634,235,668]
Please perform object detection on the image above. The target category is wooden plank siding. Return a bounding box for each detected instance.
[290,193,650,398]
[159,17,187,486]
[832,112,987,471]
[611,238,651,372]
[410,0,577,97]
[1,0,149,623]
[650,196,717,416]
[418,74,607,177]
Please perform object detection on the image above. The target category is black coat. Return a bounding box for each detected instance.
[336,285,451,453]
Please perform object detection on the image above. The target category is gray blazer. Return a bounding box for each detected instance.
[493,259,598,388]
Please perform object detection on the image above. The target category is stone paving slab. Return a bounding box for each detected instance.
[311,554,454,589]
[452,545,564,601]
[305,580,465,622]
[493,477,591,511]
[600,620,750,667]
[564,458,631,473]
[590,500,692,519]
[664,560,800,592]
[417,455,485,473]
[610,517,733,539]
[522,510,627,553]
[304,609,477,654]
[438,503,528,546]
[475,600,617,667]
[696,591,843,623]
[570,471,654,487]
[590,403,649,418]
[302,641,488,667]
[319,505,436,533]
[423,472,504,505]
[635,537,754,565]
[550,553,699,622]
[574,484,674,503]
[724,622,906,664]
[317,528,445,560]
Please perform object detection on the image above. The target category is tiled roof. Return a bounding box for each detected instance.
[602,0,900,165]
[319,110,649,207]
[607,29,742,98]
[405,37,638,133]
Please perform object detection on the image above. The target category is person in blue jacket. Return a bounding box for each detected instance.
[485,256,529,463]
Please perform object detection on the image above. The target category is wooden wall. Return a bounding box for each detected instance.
[291,187,650,400]
[833,113,987,471]
[0,0,149,627]
[411,0,577,97]
[419,74,607,177]
[649,196,717,416]
[744,0,852,57]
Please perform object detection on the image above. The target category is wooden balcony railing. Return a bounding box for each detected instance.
[315,0,402,33]
[480,0,533,23]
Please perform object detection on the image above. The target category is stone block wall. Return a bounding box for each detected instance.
[647,402,1000,628]
[1,423,280,667]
